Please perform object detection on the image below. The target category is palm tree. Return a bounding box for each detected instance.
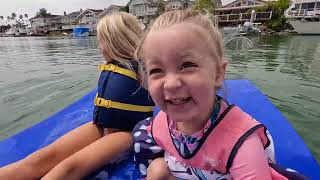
[11,12,17,21]
[10,13,17,26]
[24,14,29,25]
[18,14,23,27]
[37,8,50,18]
[19,15,23,22]
[7,16,11,24]
[0,16,3,25]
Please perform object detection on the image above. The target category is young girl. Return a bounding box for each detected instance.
[133,10,307,179]
[0,12,154,179]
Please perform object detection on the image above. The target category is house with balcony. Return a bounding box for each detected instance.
[76,9,103,25]
[62,10,81,24]
[215,0,274,25]
[165,0,195,11]
[29,14,64,34]
[61,10,82,30]
[127,0,157,24]
[215,0,273,15]
[75,8,104,32]
[98,5,122,19]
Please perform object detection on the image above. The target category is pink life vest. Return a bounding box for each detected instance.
[151,105,270,173]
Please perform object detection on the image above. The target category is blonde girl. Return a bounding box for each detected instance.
[0,12,154,180]
[133,10,307,180]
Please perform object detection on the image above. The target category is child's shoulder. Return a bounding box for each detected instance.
[109,59,139,72]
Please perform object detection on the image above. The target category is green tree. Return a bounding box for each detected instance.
[119,6,129,12]
[193,0,215,13]
[255,0,290,31]
[155,0,165,17]
[6,16,10,24]
[24,13,28,19]
[37,8,51,17]
[11,12,17,20]
[19,15,23,22]
[11,12,17,26]
[0,16,3,25]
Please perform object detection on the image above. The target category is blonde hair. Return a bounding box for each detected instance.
[135,10,225,87]
[136,10,223,65]
[97,12,143,70]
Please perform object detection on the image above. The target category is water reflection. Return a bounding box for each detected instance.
[226,35,320,161]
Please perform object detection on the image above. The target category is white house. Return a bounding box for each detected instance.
[165,0,195,11]
[215,0,273,14]
[62,10,82,25]
[98,5,122,19]
[75,9,104,25]
[29,14,63,30]
[61,10,82,30]
[127,0,157,24]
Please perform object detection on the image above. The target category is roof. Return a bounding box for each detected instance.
[87,9,104,13]
[97,5,122,18]
[75,8,104,19]
[221,0,269,8]
[67,11,81,17]
[29,14,63,20]
[127,0,155,6]
[216,4,264,11]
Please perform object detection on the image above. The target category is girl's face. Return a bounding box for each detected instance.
[143,23,227,134]
[99,41,112,62]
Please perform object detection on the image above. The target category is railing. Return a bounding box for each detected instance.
[215,11,272,22]
[287,8,320,17]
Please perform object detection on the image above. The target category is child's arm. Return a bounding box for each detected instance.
[41,131,132,180]
[0,122,103,180]
[133,118,165,177]
[147,158,176,180]
[230,132,272,180]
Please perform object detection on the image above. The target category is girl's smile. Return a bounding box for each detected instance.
[143,23,227,135]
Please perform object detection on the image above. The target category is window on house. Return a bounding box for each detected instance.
[85,12,93,18]
[171,2,180,9]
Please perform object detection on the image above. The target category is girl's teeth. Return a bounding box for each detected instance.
[170,98,188,104]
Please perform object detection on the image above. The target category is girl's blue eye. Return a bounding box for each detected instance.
[149,68,162,75]
[181,61,198,69]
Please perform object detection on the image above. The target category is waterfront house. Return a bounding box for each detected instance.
[127,0,157,24]
[216,0,273,15]
[75,8,103,25]
[62,10,81,25]
[75,8,103,34]
[61,10,82,30]
[165,0,195,11]
[215,0,274,25]
[29,14,64,34]
[98,5,122,19]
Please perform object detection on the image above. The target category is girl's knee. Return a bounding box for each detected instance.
[147,158,175,180]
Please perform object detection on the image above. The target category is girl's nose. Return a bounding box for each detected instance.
[163,74,182,91]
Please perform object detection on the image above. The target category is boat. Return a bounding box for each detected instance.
[222,22,261,36]
[0,80,319,179]
[73,26,90,37]
[286,0,320,34]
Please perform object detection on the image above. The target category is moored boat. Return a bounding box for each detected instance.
[286,0,320,34]
[73,26,90,37]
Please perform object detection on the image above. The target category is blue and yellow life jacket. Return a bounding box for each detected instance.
[93,60,154,131]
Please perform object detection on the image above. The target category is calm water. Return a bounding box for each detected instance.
[0,36,319,162]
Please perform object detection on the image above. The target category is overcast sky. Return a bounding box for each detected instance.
[0,0,128,18]
[0,0,233,19]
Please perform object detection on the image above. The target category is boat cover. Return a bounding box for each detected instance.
[0,80,319,179]
[73,27,90,37]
